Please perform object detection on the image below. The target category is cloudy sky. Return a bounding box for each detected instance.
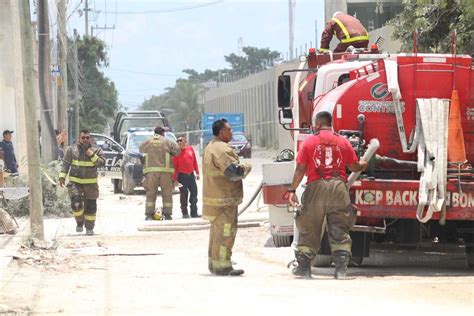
[66,0,325,109]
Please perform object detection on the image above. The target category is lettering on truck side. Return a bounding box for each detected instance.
[98,157,123,172]
[354,190,474,208]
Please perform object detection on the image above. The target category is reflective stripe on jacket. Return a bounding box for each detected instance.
[139,135,180,174]
[203,138,250,214]
[320,12,368,50]
[59,144,105,184]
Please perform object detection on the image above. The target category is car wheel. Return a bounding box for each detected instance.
[122,174,135,195]
[113,179,122,194]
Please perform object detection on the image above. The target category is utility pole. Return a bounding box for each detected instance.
[85,0,89,37]
[288,0,295,60]
[57,0,68,146]
[73,29,80,140]
[37,0,57,162]
[19,0,44,241]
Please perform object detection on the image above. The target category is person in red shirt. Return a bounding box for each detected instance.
[172,136,200,218]
[287,111,368,279]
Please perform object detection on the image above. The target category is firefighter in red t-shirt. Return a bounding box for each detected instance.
[287,111,368,279]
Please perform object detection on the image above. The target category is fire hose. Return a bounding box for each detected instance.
[139,181,265,232]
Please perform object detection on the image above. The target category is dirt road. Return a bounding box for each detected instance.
[0,151,473,315]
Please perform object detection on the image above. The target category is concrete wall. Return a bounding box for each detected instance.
[369,24,401,53]
[203,61,299,151]
[0,1,27,171]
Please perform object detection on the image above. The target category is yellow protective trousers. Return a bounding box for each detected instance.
[144,172,174,217]
[207,205,238,271]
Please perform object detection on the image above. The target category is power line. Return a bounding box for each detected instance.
[107,68,183,77]
[103,1,223,15]
[67,0,83,21]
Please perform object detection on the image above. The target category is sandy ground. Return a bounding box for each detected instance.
[0,148,473,315]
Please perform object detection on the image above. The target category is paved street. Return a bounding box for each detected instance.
[0,152,473,315]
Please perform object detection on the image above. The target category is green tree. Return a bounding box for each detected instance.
[389,0,474,53]
[182,69,227,83]
[139,46,281,140]
[165,81,203,134]
[182,46,281,83]
[225,46,281,76]
[69,36,118,133]
[139,81,203,139]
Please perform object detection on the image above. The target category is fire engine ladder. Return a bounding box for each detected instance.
[384,59,450,223]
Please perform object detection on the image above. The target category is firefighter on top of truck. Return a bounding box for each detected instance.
[320,11,369,53]
[287,111,368,279]
[139,126,181,221]
[59,129,106,236]
[203,119,251,276]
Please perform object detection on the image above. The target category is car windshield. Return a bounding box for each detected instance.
[231,134,247,142]
[128,131,177,150]
[128,133,152,150]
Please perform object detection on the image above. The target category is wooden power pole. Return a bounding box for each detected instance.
[37,0,57,162]
[57,0,68,146]
[19,0,45,241]
[72,30,80,140]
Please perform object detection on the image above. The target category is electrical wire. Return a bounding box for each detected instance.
[67,0,83,21]
[104,1,223,15]
[107,68,182,77]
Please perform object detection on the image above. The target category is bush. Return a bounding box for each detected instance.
[4,161,71,218]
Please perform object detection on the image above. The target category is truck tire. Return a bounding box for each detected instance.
[113,179,122,194]
[272,235,292,247]
[466,246,474,269]
[350,257,363,267]
[122,174,135,195]
[312,255,332,267]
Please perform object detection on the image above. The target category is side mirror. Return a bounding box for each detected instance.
[279,109,293,125]
[277,75,291,108]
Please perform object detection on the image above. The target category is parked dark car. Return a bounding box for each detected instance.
[229,132,251,159]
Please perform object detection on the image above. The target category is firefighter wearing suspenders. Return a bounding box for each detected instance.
[287,112,368,279]
[139,126,181,221]
[320,11,369,53]
[59,129,106,236]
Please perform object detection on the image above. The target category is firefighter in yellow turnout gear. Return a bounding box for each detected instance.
[59,129,105,236]
[203,119,251,276]
[139,127,181,220]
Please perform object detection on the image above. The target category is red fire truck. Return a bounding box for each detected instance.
[262,47,474,267]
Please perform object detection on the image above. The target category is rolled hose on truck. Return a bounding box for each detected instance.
[139,182,265,232]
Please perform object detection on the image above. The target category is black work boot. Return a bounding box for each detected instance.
[163,214,172,220]
[290,251,312,278]
[85,228,94,236]
[214,267,244,276]
[76,224,84,233]
[332,250,351,280]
